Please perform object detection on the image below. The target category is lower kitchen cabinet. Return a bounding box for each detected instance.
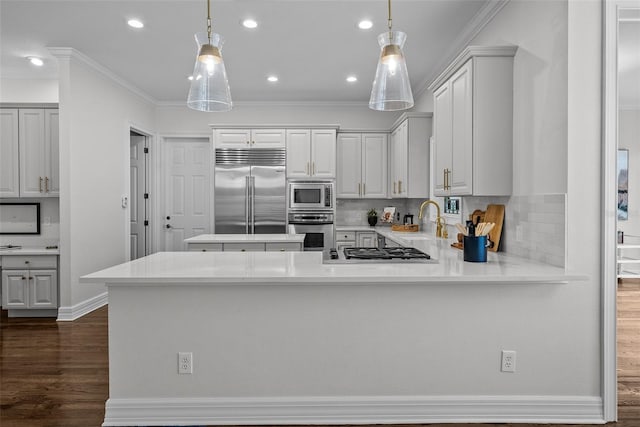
[357,231,377,247]
[1,255,58,312]
[336,230,378,250]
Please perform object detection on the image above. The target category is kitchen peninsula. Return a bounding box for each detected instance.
[83,239,587,426]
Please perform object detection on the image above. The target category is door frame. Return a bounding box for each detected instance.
[127,123,155,258]
[156,133,214,251]
[602,0,640,421]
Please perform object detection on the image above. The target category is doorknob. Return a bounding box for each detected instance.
[166,224,171,229]
[166,216,171,220]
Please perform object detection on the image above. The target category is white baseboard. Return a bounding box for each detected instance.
[57,291,108,321]
[102,395,604,426]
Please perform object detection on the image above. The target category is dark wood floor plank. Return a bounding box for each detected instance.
[1,282,639,427]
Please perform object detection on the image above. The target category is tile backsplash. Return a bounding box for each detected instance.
[336,199,424,226]
[463,194,566,267]
[0,198,60,247]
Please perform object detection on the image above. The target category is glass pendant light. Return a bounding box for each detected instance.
[369,0,414,111]
[187,0,232,112]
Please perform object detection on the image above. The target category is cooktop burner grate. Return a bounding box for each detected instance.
[343,247,431,260]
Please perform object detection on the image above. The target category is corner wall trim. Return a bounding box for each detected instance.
[57,291,108,321]
[102,395,604,426]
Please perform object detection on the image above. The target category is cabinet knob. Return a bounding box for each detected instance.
[202,249,207,252]
[280,249,285,252]
[25,260,30,264]
[240,249,246,252]
[21,276,26,280]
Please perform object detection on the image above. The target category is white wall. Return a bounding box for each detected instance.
[155,103,402,135]
[0,78,58,103]
[409,0,601,400]
[55,50,155,310]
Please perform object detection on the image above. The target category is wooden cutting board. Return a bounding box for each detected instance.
[484,204,505,252]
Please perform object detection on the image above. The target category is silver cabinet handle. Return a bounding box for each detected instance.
[363,183,366,195]
[358,183,361,196]
[398,180,402,194]
[39,177,43,192]
[312,162,315,175]
[393,181,397,194]
[45,177,49,192]
[306,162,310,175]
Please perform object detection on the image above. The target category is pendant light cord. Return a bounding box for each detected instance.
[206,0,212,44]
[387,0,392,30]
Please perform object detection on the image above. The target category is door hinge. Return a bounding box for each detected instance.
[144,193,149,199]
[144,147,149,154]
[144,220,149,226]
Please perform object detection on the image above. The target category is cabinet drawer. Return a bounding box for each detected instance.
[336,231,356,241]
[265,242,302,252]
[187,243,223,252]
[223,243,265,252]
[2,255,57,269]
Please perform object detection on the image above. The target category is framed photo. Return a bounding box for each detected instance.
[618,149,629,221]
[0,203,41,234]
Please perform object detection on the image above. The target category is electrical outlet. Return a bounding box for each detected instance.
[178,352,193,374]
[515,225,523,242]
[501,350,516,372]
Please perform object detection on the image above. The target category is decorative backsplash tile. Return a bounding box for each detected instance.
[336,199,422,226]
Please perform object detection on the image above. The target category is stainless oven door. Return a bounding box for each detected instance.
[288,212,335,251]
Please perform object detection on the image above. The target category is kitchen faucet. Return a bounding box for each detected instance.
[418,200,445,238]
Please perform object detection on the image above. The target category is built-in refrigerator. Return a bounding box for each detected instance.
[214,148,286,234]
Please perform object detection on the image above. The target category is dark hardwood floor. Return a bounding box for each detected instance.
[1,283,639,427]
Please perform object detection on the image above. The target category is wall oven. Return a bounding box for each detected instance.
[288,180,334,211]
[288,212,335,252]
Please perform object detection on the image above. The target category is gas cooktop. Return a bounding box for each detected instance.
[324,247,436,264]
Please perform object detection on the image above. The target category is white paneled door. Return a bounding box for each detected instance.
[163,138,211,251]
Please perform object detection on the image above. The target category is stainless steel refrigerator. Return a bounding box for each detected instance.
[214,148,286,234]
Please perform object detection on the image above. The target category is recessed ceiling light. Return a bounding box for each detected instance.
[242,19,258,29]
[346,76,358,83]
[127,19,144,29]
[267,75,278,83]
[27,57,44,67]
[358,20,373,30]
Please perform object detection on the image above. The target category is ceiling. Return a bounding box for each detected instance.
[0,0,491,105]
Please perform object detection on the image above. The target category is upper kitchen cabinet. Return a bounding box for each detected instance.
[0,107,59,198]
[0,109,20,197]
[286,129,336,179]
[214,128,285,148]
[389,113,431,199]
[337,133,387,198]
[430,46,517,197]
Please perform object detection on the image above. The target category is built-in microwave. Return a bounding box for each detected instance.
[288,180,334,211]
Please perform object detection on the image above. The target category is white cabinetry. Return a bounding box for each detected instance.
[286,129,336,178]
[214,128,285,148]
[0,108,59,198]
[430,46,516,196]
[337,133,387,198]
[389,113,431,199]
[357,231,377,247]
[1,255,58,313]
[0,109,19,197]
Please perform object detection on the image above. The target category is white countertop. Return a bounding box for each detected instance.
[0,247,60,256]
[185,234,305,244]
[83,235,585,285]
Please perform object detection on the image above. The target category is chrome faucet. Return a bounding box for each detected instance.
[418,200,444,238]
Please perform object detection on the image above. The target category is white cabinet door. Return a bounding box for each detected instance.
[29,270,58,308]
[286,129,311,178]
[19,109,47,197]
[336,241,355,252]
[0,109,20,197]
[390,122,408,199]
[362,133,387,198]
[44,110,60,196]
[357,231,377,247]
[223,242,265,251]
[336,133,362,198]
[311,129,336,178]
[2,270,28,309]
[214,129,252,148]
[450,60,473,195]
[251,129,285,148]
[433,83,452,196]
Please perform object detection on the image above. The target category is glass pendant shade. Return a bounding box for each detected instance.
[187,32,232,112]
[369,31,414,111]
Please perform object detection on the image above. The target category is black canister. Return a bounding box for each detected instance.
[463,235,488,262]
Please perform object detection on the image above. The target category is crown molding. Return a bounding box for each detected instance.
[413,0,511,100]
[47,47,157,105]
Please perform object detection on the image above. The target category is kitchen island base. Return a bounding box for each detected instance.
[92,252,598,426]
